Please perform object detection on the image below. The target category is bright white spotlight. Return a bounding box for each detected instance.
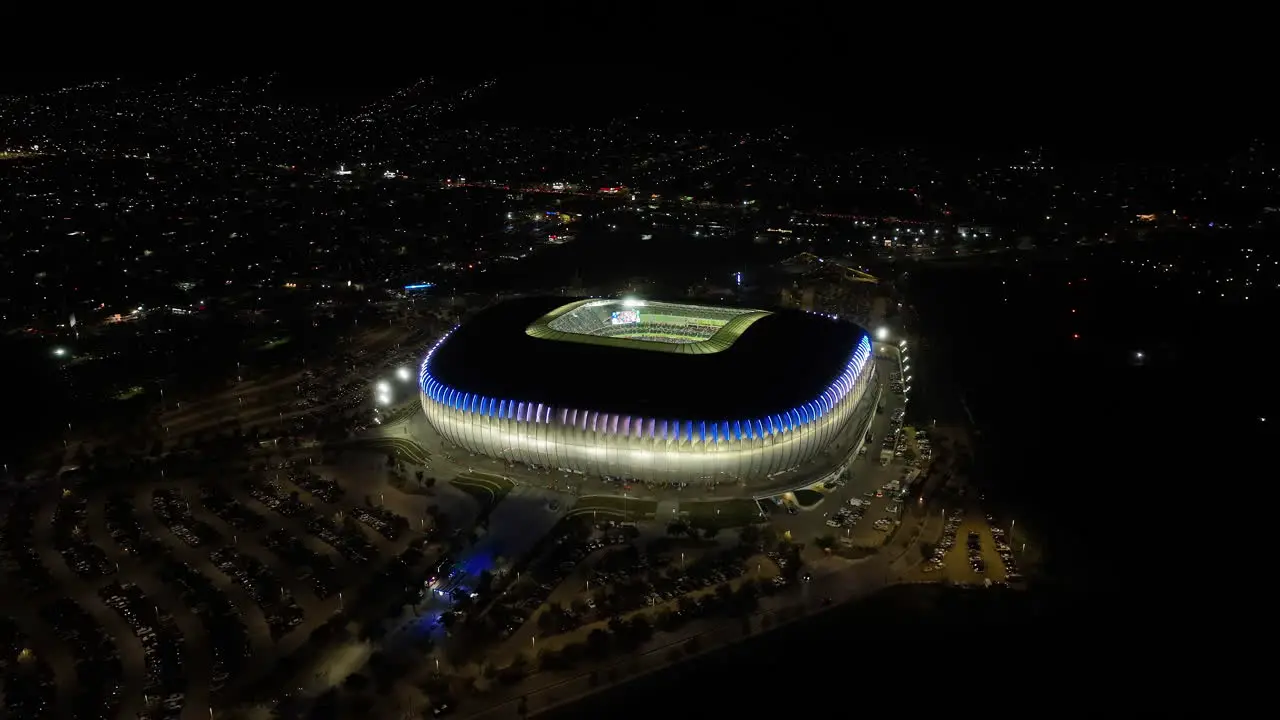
[396,367,411,382]
[53,347,67,357]
[376,380,391,394]
[875,327,889,341]
[621,296,645,308]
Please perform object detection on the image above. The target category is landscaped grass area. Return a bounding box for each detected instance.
[683,499,765,529]
[341,437,432,465]
[792,489,825,508]
[450,473,515,510]
[257,336,292,351]
[569,495,657,522]
[378,402,421,425]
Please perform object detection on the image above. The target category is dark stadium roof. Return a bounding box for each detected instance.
[426,297,868,420]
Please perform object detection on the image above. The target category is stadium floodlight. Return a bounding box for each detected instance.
[376,380,391,394]
[875,326,889,341]
[621,296,645,308]
[397,367,411,382]
[53,347,67,357]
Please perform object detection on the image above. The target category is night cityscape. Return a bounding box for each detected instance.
[0,70,1272,719]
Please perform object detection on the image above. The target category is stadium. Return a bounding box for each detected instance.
[418,297,877,487]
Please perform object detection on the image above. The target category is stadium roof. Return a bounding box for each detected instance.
[425,296,868,421]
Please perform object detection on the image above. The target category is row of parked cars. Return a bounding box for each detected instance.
[289,469,345,503]
[99,581,187,717]
[155,557,243,694]
[210,547,304,640]
[351,504,408,540]
[490,528,623,636]
[52,495,115,578]
[988,522,1023,583]
[199,482,267,532]
[1,495,54,592]
[105,492,171,561]
[0,617,57,719]
[245,472,383,568]
[828,498,867,529]
[262,528,342,599]
[151,489,222,548]
[245,478,307,519]
[40,597,125,720]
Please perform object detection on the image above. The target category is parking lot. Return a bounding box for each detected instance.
[769,352,920,550]
[485,517,782,666]
[917,509,1024,585]
[0,445,444,720]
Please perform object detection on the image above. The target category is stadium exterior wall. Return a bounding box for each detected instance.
[418,332,875,485]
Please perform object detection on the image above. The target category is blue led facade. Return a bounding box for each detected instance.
[419,328,876,484]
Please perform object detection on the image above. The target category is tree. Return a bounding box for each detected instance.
[536,609,555,633]
[919,542,935,561]
[761,525,778,547]
[586,627,611,658]
[343,673,369,691]
[702,527,719,540]
[715,583,733,604]
[629,615,653,644]
[814,534,836,551]
[739,525,761,547]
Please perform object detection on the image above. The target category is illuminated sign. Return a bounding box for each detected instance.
[610,310,640,325]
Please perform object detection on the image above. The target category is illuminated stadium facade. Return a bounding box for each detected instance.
[418,297,876,485]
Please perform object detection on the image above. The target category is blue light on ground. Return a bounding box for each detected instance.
[460,550,494,576]
[404,283,435,290]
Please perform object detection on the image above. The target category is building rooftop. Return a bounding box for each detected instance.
[425,296,868,421]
